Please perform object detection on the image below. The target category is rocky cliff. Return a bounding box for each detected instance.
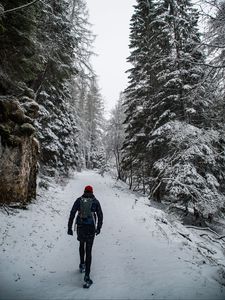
[0,93,39,204]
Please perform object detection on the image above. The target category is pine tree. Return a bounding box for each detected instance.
[0,0,41,94]
[205,0,225,127]
[122,0,156,190]
[205,0,225,82]
[122,0,225,216]
[82,78,105,169]
[34,0,94,176]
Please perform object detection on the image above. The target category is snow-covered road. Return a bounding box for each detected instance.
[0,170,225,299]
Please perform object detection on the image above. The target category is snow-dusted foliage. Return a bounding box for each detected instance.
[203,0,225,130]
[205,0,225,84]
[34,0,86,176]
[0,0,102,177]
[34,0,101,176]
[0,0,41,93]
[105,92,126,179]
[75,77,106,170]
[148,121,225,215]
[122,0,225,216]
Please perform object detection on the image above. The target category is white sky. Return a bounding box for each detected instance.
[85,0,136,116]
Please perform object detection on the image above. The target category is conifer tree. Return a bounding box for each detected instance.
[82,78,105,169]
[34,0,94,175]
[106,92,126,180]
[205,0,225,127]
[122,0,156,190]
[0,0,41,94]
[122,0,225,216]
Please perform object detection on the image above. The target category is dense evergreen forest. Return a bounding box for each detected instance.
[0,0,225,221]
[0,0,105,203]
[119,0,225,219]
[108,0,225,220]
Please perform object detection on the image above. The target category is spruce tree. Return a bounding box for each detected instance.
[0,0,41,94]
[205,0,225,128]
[34,0,94,176]
[122,0,225,216]
[122,0,156,190]
[82,78,105,169]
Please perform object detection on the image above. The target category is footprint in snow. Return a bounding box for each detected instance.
[14,273,21,282]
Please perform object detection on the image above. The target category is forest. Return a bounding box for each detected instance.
[0,0,225,222]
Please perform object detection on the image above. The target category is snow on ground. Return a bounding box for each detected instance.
[0,170,225,300]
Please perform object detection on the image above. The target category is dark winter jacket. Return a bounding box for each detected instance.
[68,192,103,231]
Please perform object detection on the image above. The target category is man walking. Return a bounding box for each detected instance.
[67,185,103,287]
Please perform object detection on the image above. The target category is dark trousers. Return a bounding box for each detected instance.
[79,238,94,276]
[77,224,95,277]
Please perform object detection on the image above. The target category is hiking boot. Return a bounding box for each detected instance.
[79,263,85,273]
[84,274,93,284]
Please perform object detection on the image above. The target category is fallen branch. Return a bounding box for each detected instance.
[0,204,17,215]
[1,204,10,215]
[178,231,192,242]
[186,225,225,241]
[217,235,225,240]
[197,243,216,255]
[200,233,217,243]
[200,234,225,249]
[185,225,220,236]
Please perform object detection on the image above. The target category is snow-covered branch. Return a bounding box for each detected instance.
[201,42,225,49]
[1,0,40,15]
[194,62,225,69]
[186,225,225,241]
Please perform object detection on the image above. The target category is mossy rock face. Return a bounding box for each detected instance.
[0,97,19,111]
[0,135,39,204]
[0,97,20,121]
[8,135,22,147]
[20,123,35,136]
[10,109,26,124]
[0,96,37,146]
[0,124,14,146]
[33,137,40,153]
[22,101,39,119]
[23,115,34,124]
[0,124,11,137]
[0,96,38,126]
[0,94,39,204]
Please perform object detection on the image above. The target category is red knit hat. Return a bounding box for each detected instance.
[84,185,93,193]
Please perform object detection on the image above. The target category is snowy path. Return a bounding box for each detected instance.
[0,170,225,299]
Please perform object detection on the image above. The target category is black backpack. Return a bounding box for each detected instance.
[79,197,93,219]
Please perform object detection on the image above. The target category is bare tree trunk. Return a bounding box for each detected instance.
[70,0,76,22]
[129,163,133,189]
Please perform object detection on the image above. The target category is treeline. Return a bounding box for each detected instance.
[107,0,225,218]
[0,0,105,179]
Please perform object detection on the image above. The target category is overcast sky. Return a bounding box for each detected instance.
[85,0,136,116]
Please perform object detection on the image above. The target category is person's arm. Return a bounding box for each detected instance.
[67,198,80,235]
[96,200,103,234]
